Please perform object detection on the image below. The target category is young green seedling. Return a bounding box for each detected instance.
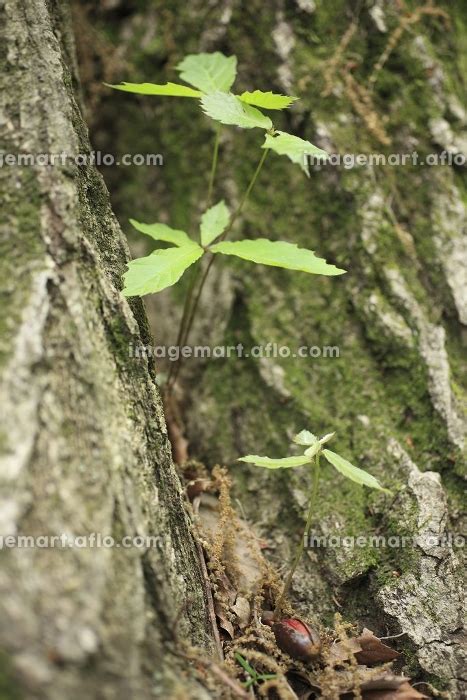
[234,652,277,690]
[122,209,344,297]
[107,52,345,389]
[239,430,390,618]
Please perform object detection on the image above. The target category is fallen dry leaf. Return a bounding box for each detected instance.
[329,628,401,666]
[214,598,234,639]
[329,637,362,663]
[360,681,429,699]
[322,668,413,696]
[231,595,251,629]
[355,629,401,665]
[361,671,415,694]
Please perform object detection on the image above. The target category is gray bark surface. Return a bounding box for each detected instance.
[0,2,213,698]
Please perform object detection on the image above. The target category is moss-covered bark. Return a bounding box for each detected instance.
[75,0,466,695]
[0,1,214,698]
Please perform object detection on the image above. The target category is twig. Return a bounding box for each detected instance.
[378,631,407,640]
[322,21,358,97]
[368,3,450,88]
[195,535,224,661]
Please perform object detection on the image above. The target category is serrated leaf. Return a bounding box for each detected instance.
[122,245,203,297]
[238,90,298,110]
[201,92,273,130]
[210,239,346,276]
[176,52,237,93]
[322,449,389,492]
[200,200,230,246]
[263,130,328,176]
[238,455,312,469]
[319,432,335,445]
[304,443,322,459]
[129,220,193,247]
[106,81,202,97]
[293,430,318,446]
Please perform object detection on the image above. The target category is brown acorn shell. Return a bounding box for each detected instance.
[272,618,321,662]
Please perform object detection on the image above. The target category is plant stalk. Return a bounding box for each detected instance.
[166,265,201,391]
[207,124,221,207]
[166,126,222,392]
[274,453,320,619]
[226,146,269,239]
[167,148,270,390]
[179,148,270,347]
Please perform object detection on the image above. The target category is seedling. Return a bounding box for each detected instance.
[239,430,390,618]
[234,652,277,690]
[108,52,346,388]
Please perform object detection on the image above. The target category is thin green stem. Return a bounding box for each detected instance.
[166,125,222,394]
[274,454,320,619]
[226,147,269,238]
[167,148,270,389]
[180,255,213,339]
[166,266,201,392]
[207,125,221,207]
[182,148,270,344]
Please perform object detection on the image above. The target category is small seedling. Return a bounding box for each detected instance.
[234,652,277,690]
[108,52,346,388]
[239,430,390,617]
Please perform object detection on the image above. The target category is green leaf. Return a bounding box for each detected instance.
[238,90,298,110]
[322,449,390,492]
[319,432,335,445]
[201,92,273,130]
[235,653,258,679]
[122,245,203,297]
[238,455,312,469]
[129,220,193,247]
[106,82,202,97]
[200,200,230,246]
[210,239,346,276]
[263,130,328,175]
[304,443,322,459]
[176,52,237,93]
[293,430,318,446]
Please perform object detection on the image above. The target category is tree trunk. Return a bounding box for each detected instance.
[0,2,214,698]
[74,0,466,696]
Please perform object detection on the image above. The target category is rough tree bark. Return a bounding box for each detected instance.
[75,0,466,697]
[0,2,214,698]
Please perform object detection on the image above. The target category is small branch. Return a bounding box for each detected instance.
[378,631,408,641]
[194,534,224,661]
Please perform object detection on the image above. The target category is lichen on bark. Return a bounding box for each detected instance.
[0,1,214,698]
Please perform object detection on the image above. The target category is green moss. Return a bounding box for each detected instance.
[0,168,44,369]
[102,311,136,370]
[0,652,21,700]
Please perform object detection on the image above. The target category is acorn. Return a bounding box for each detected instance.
[271,618,321,662]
